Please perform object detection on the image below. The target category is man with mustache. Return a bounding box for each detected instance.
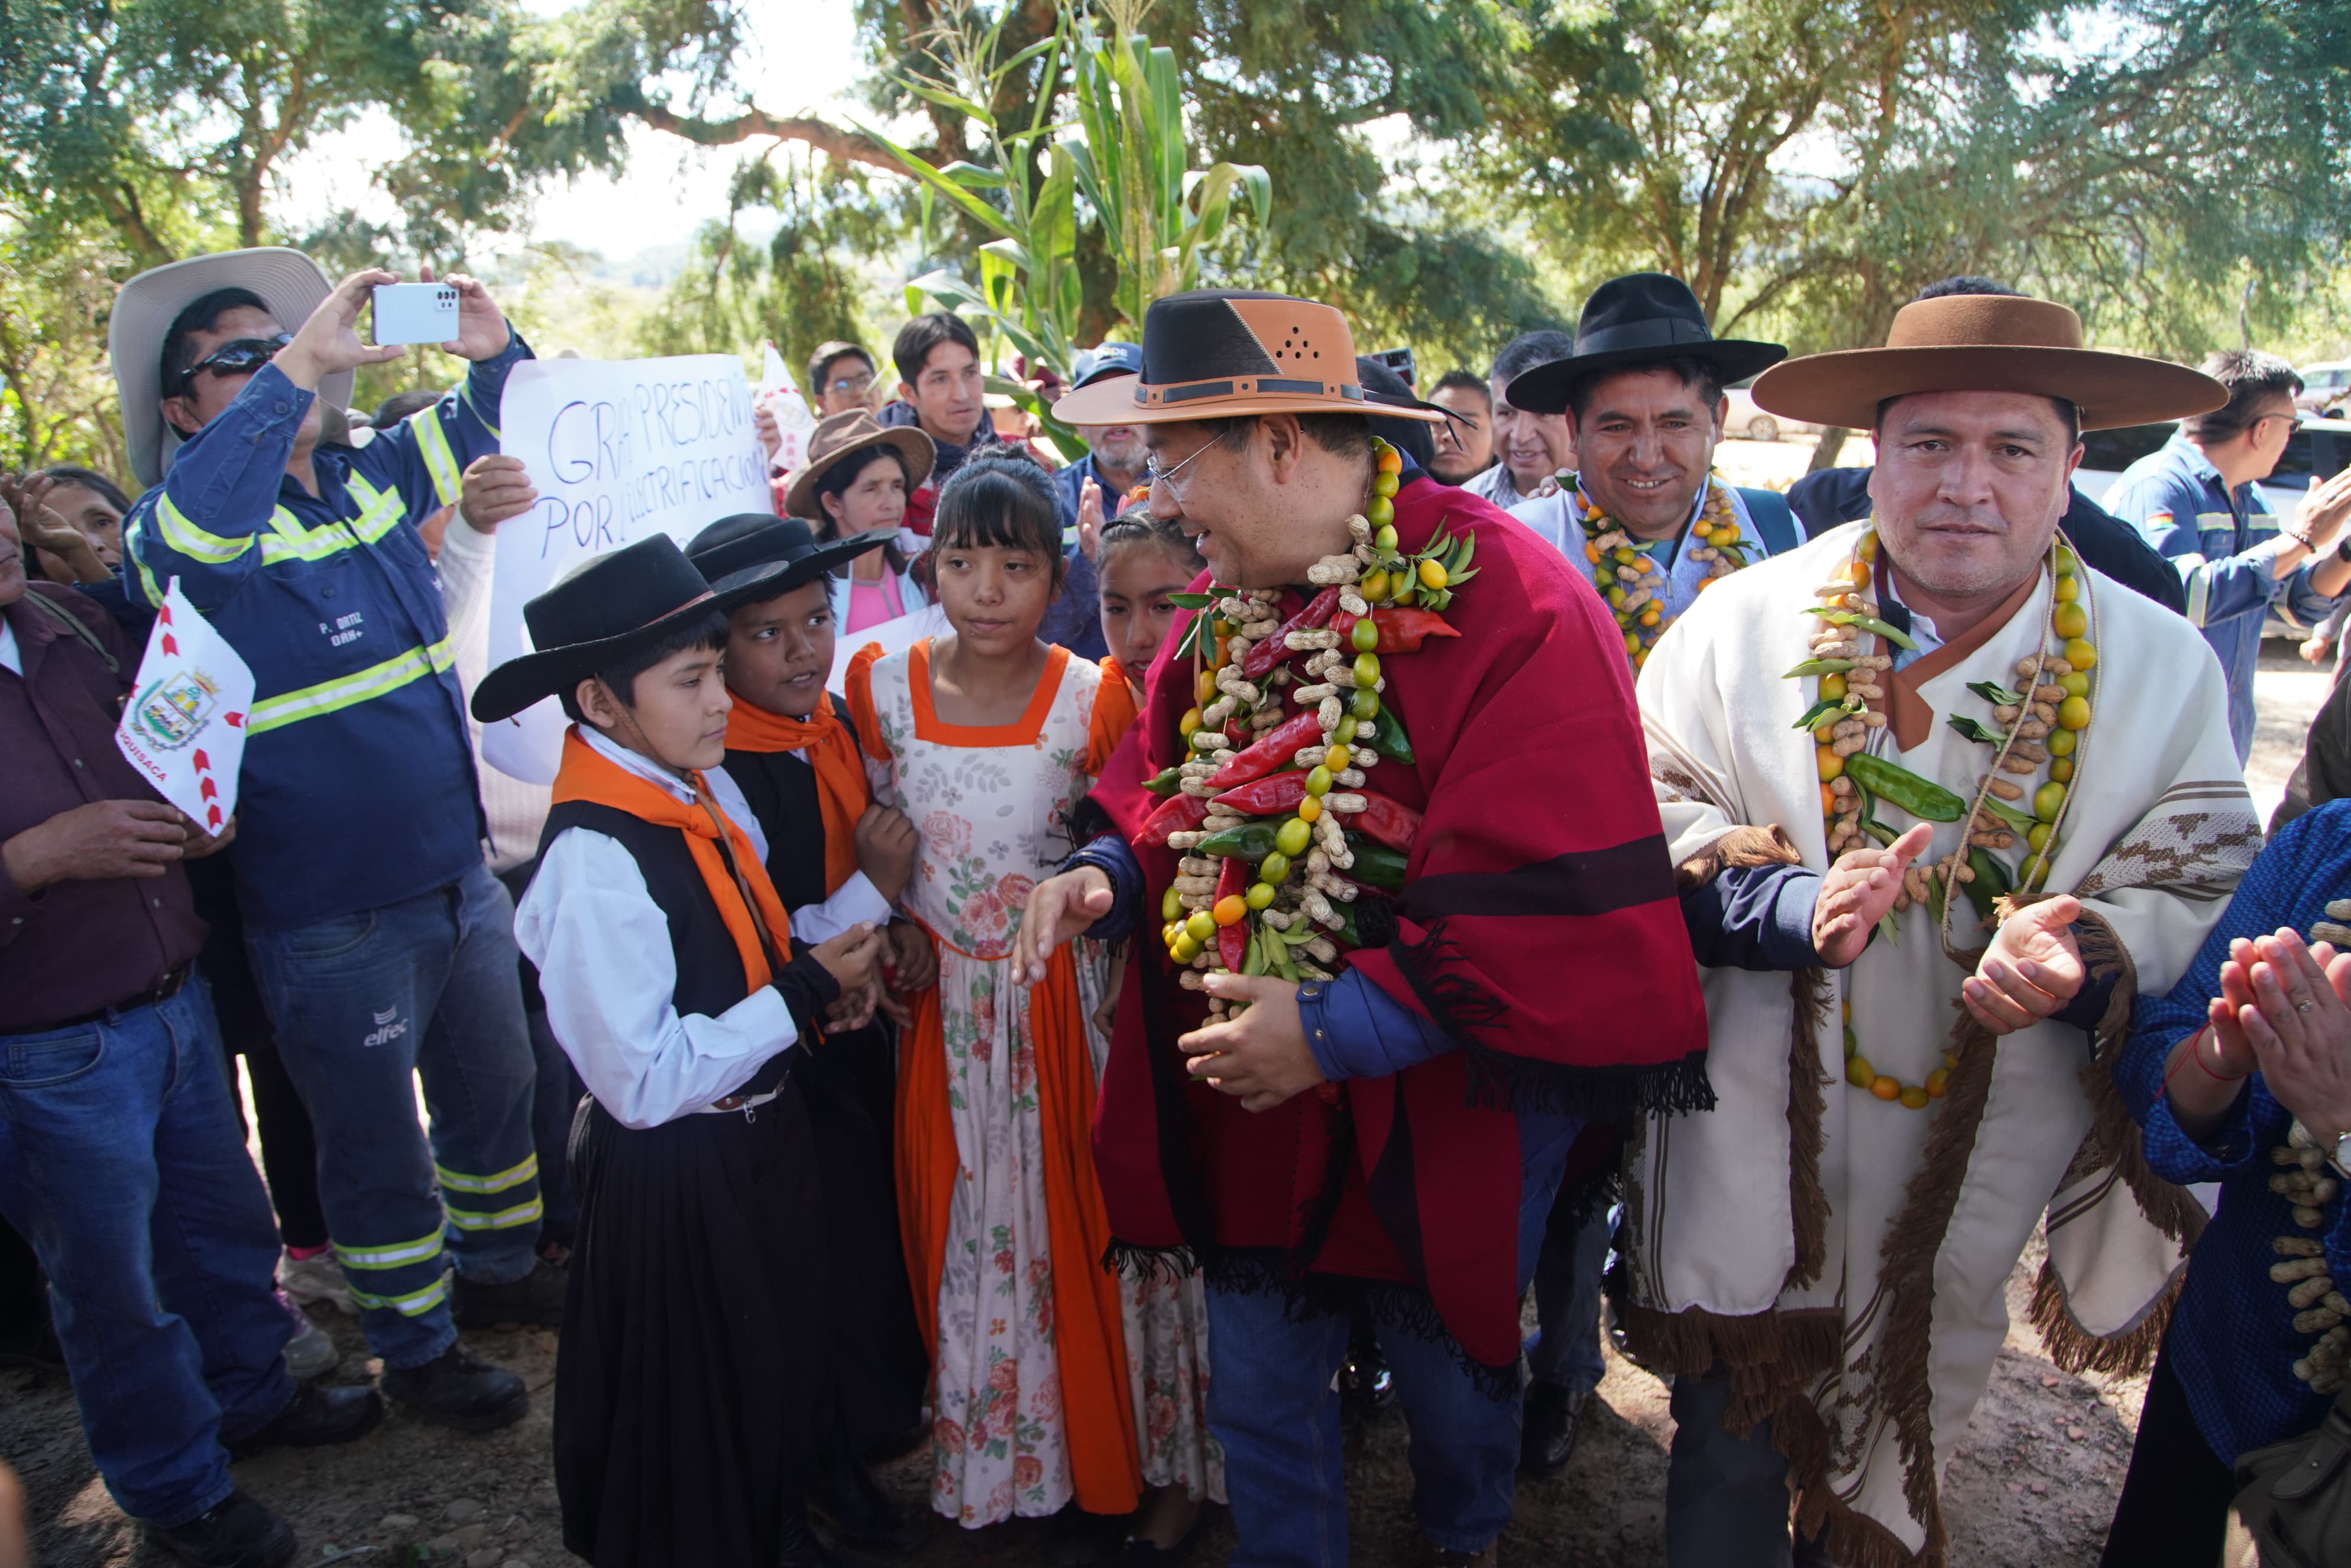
[1624,291,2254,1566]
[1461,331,1577,510]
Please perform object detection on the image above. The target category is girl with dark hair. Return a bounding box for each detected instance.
[846,454,1216,1547]
[1096,507,1206,695]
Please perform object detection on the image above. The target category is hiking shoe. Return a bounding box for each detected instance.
[277,1249,357,1316]
[227,1382,383,1460]
[143,1490,296,1568]
[379,1342,528,1432]
[451,1257,566,1329]
[281,1314,338,1381]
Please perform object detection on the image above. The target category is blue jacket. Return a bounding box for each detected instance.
[2104,433,2340,761]
[122,334,530,927]
[2120,799,2351,1464]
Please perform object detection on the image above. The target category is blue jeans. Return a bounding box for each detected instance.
[1206,1110,1578,1567]
[1528,1198,1612,1394]
[0,979,294,1526]
[247,863,540,1368]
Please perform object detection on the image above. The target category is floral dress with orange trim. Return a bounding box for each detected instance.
[856,640,1222,1527]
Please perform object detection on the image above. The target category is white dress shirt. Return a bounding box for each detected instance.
[514,725,801,1129]
[436,515,553,870]
[0,618,19,677]
[704,760,896,943]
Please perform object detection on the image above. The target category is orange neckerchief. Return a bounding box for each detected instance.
[725,692,870,896]
[550,730,794,991]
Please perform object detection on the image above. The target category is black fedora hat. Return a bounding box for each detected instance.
[1052,290,1447,426]
[685,513,885,596]
[1503,273,1787,416]
[472,536,784,723]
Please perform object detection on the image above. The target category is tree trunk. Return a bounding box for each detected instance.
[1807,426,1851,471]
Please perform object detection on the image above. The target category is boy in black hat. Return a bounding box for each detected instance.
[478,534,888,1568]
[686,513,933,1555]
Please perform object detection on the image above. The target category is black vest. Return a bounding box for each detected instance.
[538,800,758,1021]
[721,693,872,912]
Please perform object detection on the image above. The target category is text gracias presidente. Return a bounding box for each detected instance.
[532,371,769,556]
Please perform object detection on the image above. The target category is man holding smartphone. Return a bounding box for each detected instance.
[116,249,554,1438]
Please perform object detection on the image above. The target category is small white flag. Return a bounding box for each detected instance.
[114,579,255,833]
[757,341,817,477]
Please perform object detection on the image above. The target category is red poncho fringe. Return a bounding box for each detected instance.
[1086,474,1711,1379]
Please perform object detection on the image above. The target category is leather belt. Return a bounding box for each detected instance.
[31,963,193,1033]
[701,1051,792,1115]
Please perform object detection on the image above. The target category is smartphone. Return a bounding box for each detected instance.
[1372,346,1417,388]
[372,282,459,346]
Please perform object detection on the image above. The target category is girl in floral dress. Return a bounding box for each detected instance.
[847,454,1218,1545]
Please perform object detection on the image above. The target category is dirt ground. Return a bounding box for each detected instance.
[7,470,2324,1568]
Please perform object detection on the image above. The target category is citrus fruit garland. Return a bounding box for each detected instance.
[1789,527,2100,1110]
[1142,438,1475,1019]
[1578,476,1756,669]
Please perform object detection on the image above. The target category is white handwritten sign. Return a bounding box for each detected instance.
[115,579,255,831]
[483,355,773,782]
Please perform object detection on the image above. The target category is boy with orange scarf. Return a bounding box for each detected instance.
[686,513,935,1556]
[476,536,886,1568]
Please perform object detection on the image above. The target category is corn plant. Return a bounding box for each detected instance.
[857,0,1269,438]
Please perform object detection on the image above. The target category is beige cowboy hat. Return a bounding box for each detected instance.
[1052,290,1447,427]
[783,408,937,521]
[111,247,348,490]
[1752,293,2226,432]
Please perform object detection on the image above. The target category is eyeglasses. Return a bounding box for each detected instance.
[827,371,876,397]
[171,335,292,397]
[1143,439,1219,498]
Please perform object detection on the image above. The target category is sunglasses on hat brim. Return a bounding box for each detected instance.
[170,334,293,398]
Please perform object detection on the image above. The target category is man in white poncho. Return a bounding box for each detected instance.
[1623,287,2258,1567]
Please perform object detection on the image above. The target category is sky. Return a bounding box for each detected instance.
[276,0,869,263]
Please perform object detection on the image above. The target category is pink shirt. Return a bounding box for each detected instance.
[845,572,905,633]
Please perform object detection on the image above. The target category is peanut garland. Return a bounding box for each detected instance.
[2271,898,2351,1396]
[1799,527,2101,1112]
[1157,438,1471,1017]
[1576,475,1755,669]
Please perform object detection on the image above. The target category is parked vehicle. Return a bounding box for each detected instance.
[2075,420,2318,506]
[1722,381,1819,443]
[2298,362,2350,418]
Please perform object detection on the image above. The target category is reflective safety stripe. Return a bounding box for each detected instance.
[461,380,501,441]
[407,403,464,506]
[436,1153,539,1195]
[334,1230,447,1271]
[247,636,455,735]
[444,1197,544,1232]
[350,1275,450,1318]
[2180,555,2211,628]
[156,494,255,565]
[254,487,407,566]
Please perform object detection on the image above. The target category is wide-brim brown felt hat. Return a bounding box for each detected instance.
[1753,294,2227,432]
[783,409,935,521]
[1504,273,1787,416]
[1052,290,1446,427]
[471,534,794,723]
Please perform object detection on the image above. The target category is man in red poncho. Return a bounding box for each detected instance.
[1011,289,1709,1567]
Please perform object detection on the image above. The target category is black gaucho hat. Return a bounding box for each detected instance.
[1503,273,1788,416]
[471,535,785,723]
[685,512,884,596]
[1051,290,1447,426]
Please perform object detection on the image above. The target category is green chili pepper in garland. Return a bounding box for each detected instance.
[1365,705,1416,766]
[1143,765,1184,796]
[1342,834,1409,892]
[1197,822,1282,861]
[1842,753,1967,822]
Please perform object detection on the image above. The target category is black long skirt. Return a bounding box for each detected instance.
[556,1084,830,1568]
[798,1019,928,1457]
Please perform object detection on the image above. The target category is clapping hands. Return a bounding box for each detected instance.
[2211,929,2351,1145]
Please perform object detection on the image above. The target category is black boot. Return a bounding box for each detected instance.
[809,1451,923,1557]
[1518,1381,1588,1476]
[227,1382,384,1459]
[451,1256,566,1329]
[143,1491,296,1568]
[777,1506,838,1567]
[378,1342,527,1431]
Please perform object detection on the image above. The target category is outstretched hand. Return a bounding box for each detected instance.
[1011,867,1113,985]
[1812,823,1933,968]
[1961,894,2084,1035]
